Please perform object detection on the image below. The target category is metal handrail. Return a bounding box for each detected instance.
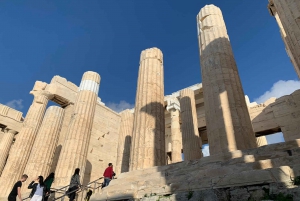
[53,177,104,201]
[50,184,71,194]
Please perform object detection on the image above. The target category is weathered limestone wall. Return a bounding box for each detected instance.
[271,90,300,141]
[46,75,78,106]
[250,89,300,142]
[115,109,134,175]
[85,103,121,184]
[268,0,300,78]
[0,103,23,132]
[197,5,256,155]
[256,136,268,147]
[0,81,51,196]
[54,72,100,187]
[130,48,166,171]
[180,89,202,160]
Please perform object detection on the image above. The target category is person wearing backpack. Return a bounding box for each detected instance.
[67,168,81,201]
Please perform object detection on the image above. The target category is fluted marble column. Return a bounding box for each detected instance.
[268,0,300,78]
[129,48,165,171]
[54,71,100,187]
[0,129,17,176]
[115,109,134,175]
[23,106,64,189]
[180,89,202,161]
[256,136,268,147]
[166,97,182,163]
[0,91,50,195]
[197,5,256,155]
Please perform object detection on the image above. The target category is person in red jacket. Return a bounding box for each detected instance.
[102,163,113,188]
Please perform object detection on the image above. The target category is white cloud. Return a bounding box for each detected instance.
[202,144,210,157]
[254,80,300,103]
[5,99,24,110]
[106,100,134,113]
[266,132,285,145]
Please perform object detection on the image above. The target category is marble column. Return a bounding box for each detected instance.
[197,5,256,155]
[0,129,17,176]
[180,89,202,160]
[268,0,300,78]
[115,109,134,175]
[0,90,50,195]
[129,47,165,171]
[23,106,64,189]
[166,97,182,163]
[54,71,100,187]
[256,136,268,147]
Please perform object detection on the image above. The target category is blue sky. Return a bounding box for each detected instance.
[1,1,299,146]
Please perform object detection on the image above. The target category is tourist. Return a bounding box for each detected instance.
[67,168,81,201]
[43,172,55,201]
[102,163,114,188]
[8,174,28,201]
[28,176,47,201]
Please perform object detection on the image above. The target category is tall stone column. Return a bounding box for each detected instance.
[129,47,165,171]
[268,0,300,78]
[115,109,134,175]
[197,5,256,155]
[166,97,182,163]
[180,89,202,161]
[0,129,17,176]
[0,90,50,195]
[54,71,100,187]
[256,136,268,147]
[23,106,64,189]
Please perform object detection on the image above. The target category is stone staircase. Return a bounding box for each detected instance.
[91,140,300,201]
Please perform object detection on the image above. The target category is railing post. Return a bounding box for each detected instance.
[93,181,96,193]
[61,187,67,201]
[80,187,84,201]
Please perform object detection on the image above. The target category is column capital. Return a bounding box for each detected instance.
[30,90,54,100]
[4,128,17,135]
[166,97,180,112]
[268,0,276,16]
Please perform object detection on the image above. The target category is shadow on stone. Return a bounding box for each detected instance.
[83,160,92,186]
[50,145,62,173]
[121,135,131,173]
[140,101,166,167]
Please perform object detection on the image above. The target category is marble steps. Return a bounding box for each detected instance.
[92,140,300,200]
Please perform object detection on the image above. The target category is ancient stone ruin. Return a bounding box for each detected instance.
[0,1,300,200]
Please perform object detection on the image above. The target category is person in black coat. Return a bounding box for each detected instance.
[28,176,49,201]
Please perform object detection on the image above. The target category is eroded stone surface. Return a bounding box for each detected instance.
[54,71,100,187]
[130,48,166,171]
[115,109,134,175]
[180,88,202,160]
[92,140,300,201]
[197,5,256,155]
[22,106,64,192]
[268,0,300,79]
[0,88,51,196]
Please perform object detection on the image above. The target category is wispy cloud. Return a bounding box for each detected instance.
[254,80,300,103]
[5,99,24,110]
[106,100,134,113]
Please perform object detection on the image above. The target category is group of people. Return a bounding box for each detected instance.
[8,163,115,201]
[8,173,55,201]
